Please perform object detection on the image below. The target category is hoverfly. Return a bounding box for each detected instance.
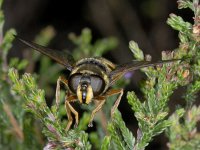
[16,37,180,130]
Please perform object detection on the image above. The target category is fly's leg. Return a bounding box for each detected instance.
[88,89,123,127]
[88,98,106,127]
[105,89,123,117]
[56,76,68,107]
[65,95,78,130]
[56,76,78,130]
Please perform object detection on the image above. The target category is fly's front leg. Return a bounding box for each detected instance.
[56,76,68,107]
[65,95,78,130]
[105,89,123,117]
[89,97,106,127]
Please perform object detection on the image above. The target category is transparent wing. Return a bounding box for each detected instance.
[16,36,75,71]
[109,59,181,85]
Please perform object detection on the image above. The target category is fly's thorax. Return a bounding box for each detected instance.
[74,57,116,73]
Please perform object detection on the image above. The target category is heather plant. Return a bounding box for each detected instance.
[1,0,200,150]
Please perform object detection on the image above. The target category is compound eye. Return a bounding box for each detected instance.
[90,75,105,96]
[69,74,82,93]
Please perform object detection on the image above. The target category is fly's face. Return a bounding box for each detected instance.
[68,73,105,104]
[76,75,93,104]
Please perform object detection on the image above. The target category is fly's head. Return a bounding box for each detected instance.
[68,73,105,104]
